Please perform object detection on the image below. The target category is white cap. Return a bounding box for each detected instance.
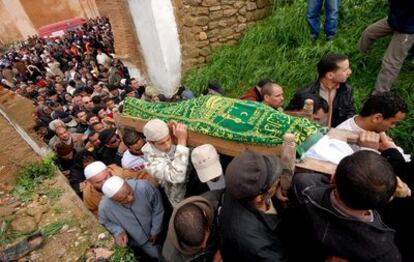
[102,176,125,198]
[84,161,107,180]
[143,119,169,142]
[191,144,223,183]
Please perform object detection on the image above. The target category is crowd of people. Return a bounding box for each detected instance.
[0,3,413,261]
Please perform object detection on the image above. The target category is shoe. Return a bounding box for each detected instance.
[0,232,44,261]
[326,35,335,41]
[311,34,318,41]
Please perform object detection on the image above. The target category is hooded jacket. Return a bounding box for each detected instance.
[162,190,222,262]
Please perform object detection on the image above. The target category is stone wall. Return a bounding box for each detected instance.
[172,0,271,72]
[0,0,271,87]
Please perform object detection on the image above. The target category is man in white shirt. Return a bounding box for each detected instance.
[121,128,146,171]
[336,92,408,158]
[141,119,190,207]
[96,48,112,66]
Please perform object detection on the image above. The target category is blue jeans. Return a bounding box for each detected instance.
[307,0,340,37]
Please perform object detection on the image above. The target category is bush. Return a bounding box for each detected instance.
[12,153,57,202]
[184,0,414,151]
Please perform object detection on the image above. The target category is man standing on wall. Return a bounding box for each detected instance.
[359,0,414,94]
[307,0,340,41]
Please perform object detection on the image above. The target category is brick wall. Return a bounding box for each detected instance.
[172,0,272,72]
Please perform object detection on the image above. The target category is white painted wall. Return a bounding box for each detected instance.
[127,0,182,97]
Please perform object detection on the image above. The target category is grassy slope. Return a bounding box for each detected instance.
[183,0,414,152]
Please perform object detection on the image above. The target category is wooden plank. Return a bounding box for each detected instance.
[115,113,362,176]
[115,113,282,157]
[327,128,360,144]
[295,128,361,176]
[295,158,337,176]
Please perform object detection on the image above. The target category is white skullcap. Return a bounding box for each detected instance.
[84,161,107,180]
[143,119,169,142]
[102,176,125,198]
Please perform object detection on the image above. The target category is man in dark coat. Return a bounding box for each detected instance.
[96,128,125,166]
[287,151,401,262]
[287,53,355,127]
[218,151,286,261]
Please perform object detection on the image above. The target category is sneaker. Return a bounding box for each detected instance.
[326,35,335,41]
[311,34,318,41]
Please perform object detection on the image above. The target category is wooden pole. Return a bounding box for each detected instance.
[303,98,314,120]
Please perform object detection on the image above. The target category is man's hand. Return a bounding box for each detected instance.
[117,141,128,154]
[213,250,223,262]
[325,256,349,262]
[173,123,188,146]
[115,232,128,247]
[275,177,289,202]
[61,170,71,177]
[378,132,396,152]
[358,131,380,150]
[148,234,158,245]
[79,181,87,192]
[394,176,412,198]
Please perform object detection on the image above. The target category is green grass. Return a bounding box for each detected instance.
[40,219,72,239]
[110,246,137,262]
[0,218,73,246]
[39,187,65,201]
[183,0,414,152]
[0,218,32,245]
[12,153,57,202]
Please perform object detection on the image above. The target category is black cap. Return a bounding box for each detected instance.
[207,80,224,95]
[225,151,283,200]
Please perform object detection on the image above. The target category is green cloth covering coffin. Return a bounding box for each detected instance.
[122,95,323,155]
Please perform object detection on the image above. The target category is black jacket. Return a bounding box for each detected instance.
[218,192,286,262]
[95,145,122,166]
[388,0,414,34]
[380,148,414,262]
[290,173,401,262]
[289,81,356,127]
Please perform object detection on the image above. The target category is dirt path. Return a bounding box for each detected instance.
[0,89,114,261]
[0,114,37,191]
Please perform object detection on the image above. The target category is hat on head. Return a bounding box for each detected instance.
[143,119,169,142]
[144,86,158,98]
[102,176,125,198]
[207,80,224,95]
[99,128,116,145]
[192,144,222,183]
[84,161,107,180]
[181,90,194,100]
[225,151,283,200]
[54,111,78,127]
